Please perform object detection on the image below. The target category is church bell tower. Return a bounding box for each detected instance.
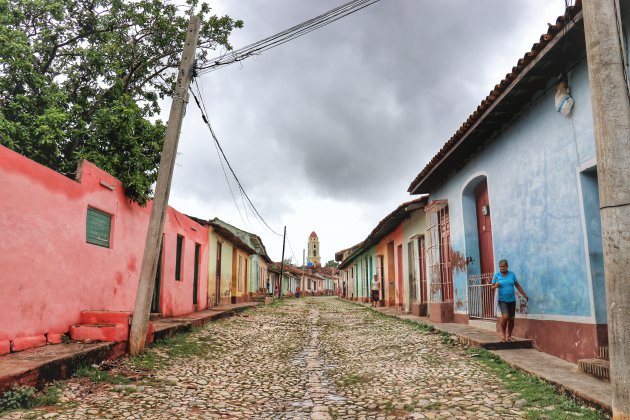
[307,231,321,267]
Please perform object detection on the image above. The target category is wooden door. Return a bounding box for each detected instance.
[215,242,222,304]
[418,236,427,304]
[193,243,200,305]
[474,179,494,276]
[397,244,403,306]
[407,242,416,304]
[387,242,395,305]
[151,238,163,313]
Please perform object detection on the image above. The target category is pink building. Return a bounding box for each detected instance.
[0,145,208,353]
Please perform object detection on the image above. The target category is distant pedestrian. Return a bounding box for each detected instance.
[491,259,528,342]
[295,285,301,299]
[371,275,380,307]
[266,279,271,294]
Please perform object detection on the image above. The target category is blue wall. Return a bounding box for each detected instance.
[428,61,604,321]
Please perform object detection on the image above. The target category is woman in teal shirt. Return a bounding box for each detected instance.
[491,259,528,342]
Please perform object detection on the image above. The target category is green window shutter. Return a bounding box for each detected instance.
[86,208,111,248]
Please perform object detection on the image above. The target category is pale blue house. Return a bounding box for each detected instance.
[407,4,624,363]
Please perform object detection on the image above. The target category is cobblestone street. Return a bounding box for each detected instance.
[4,298,604,419]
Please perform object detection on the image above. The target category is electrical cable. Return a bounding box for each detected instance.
[196,0,381,74]
[285,234,300,267]
[189,86,283,237]
[193,80,247,227]
[194,80,252,230]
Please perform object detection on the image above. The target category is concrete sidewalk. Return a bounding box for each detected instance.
[0,302,258,393]
[366,303,611,414]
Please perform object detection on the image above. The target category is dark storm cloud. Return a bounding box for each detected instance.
[192,1,555,195]
[167,0,566,257]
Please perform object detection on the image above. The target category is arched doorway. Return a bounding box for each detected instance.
[462,175,495,322]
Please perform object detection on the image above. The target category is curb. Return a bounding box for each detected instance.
[0,342,127,394]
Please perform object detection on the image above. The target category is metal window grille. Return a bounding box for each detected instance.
[427,205,453,302]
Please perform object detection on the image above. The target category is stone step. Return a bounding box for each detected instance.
[69,321,155,344]
[80,310,132,326]
[476,337,533,350]
[70,323,128,342]
[578,358,610,382]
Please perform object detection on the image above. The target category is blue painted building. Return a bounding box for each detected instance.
[407,5,623,362]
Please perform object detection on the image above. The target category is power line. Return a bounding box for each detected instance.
[189,86,283,237]
[196,0,381,75]
[193,80,248,227]
[285,233,301,266]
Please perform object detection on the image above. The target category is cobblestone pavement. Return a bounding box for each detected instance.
[2,298,592,419]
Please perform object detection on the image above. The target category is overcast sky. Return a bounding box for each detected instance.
[165,0,567,264]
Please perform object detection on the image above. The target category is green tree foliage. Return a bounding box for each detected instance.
[0,0,242,204]
[325,260,339,268]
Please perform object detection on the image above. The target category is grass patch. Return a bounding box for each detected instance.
[424,401,442,410]
[129,349,166,371]
[74,365,131,384]
[466,347,607,419]
[403,402,416,411]
[382,401,395,414]
[400,318,435,333]
[148,328,214,358]
[336,373,371,387]
[265,298,289,308]
[0,383,62,414]
[160,333,209,358]
[112,385,138,395]
[128,329,224,372]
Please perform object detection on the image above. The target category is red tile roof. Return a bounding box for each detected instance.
[337,196,428,269]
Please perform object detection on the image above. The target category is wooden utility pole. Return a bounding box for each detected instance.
[129,16,201,355]
[583,1,630,418]
[278,226,286,298]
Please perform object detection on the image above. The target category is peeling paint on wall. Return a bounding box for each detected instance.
[517,294,528,316]
[451,249,467,273]
[455,291,465,311]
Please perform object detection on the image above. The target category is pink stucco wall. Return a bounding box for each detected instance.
[0,145,208,342]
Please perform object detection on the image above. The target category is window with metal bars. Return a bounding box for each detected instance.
[426,203,453,302]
